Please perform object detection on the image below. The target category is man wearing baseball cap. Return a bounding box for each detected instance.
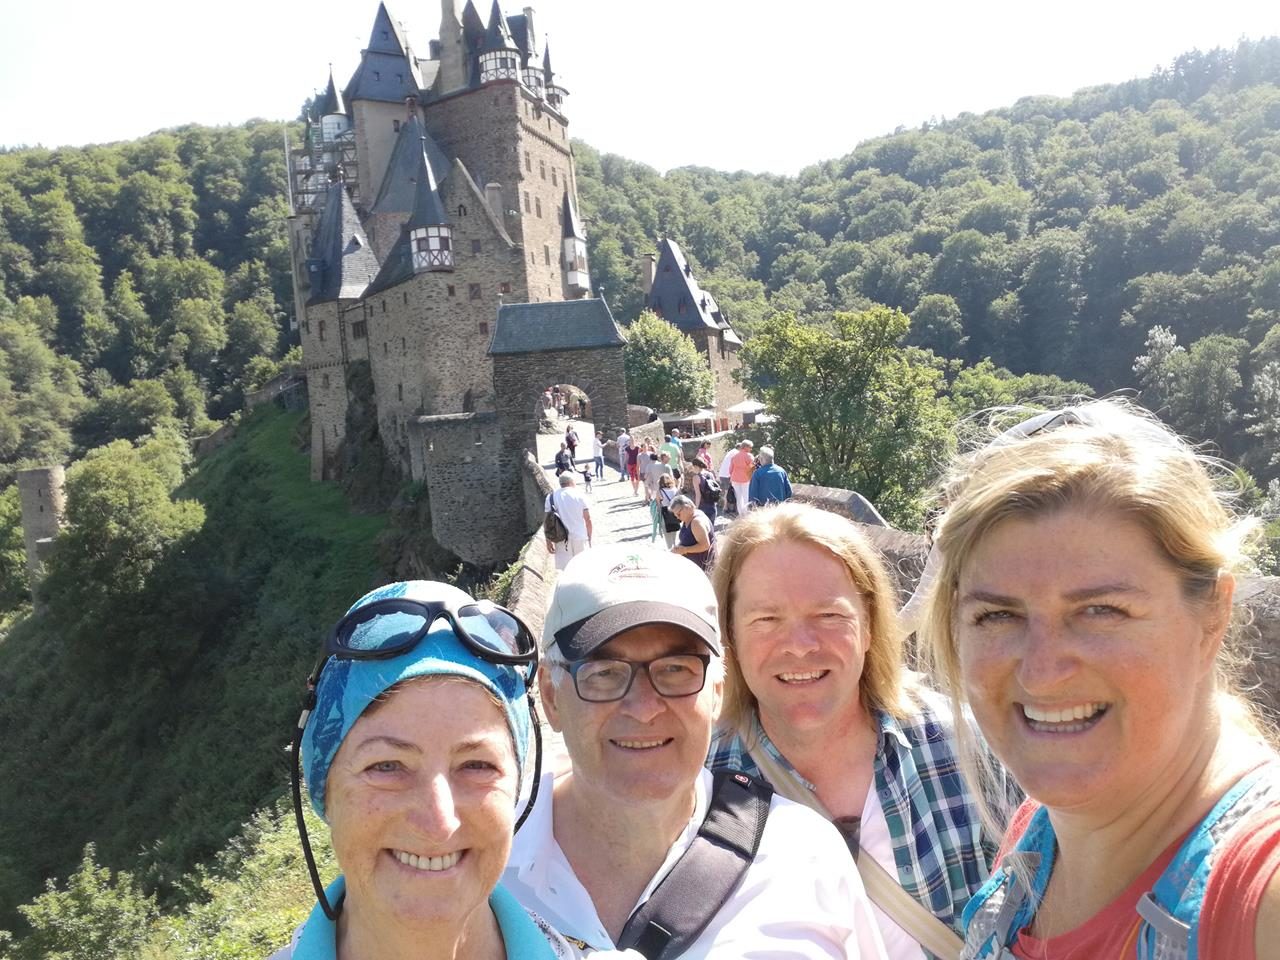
[503,543,886,958]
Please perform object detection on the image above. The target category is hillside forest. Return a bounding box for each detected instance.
[1,36,1280,958]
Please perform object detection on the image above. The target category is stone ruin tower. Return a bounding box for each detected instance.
[15,465,65,595]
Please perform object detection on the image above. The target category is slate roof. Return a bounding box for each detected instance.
[306,183,380,305]
[366,3,408,56]
[460,1,485,87]
[490,299,626,355]
[542,45,555,85]
[561,189,585,240]
[370,115,452,216]
[481,0,517,53]
[345,4,419,104]
[405,144,449,230]
[646,238,731,335]
[316,67,345,116]
[508,14,531,58]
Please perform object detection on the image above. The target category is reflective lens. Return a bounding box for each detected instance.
[456,602,532,658]
[570,655,709,702]
[340,603,429,654]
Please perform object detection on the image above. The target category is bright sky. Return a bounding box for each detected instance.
[2,0,1275,175]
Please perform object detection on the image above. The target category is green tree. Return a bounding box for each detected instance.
[738,307,954,526]
[1135,326,1248,449]
[3,845,156,960]
[910,293,967,355]
[622,310,715,412]
[72,379,179,452]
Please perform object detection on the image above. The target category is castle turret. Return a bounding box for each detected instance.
[543,44,567,110]
[15,465,65,598]
[407,141,454,272]
[561,189,589,297]
[437,0,468,95]
[508,7,543,96]
[478,0,521,85]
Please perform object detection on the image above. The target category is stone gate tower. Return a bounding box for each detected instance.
[15,465,66,594]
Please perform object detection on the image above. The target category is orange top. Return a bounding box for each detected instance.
[729,449,755,483]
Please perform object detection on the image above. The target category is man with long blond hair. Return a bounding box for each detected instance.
[707,501,999,959]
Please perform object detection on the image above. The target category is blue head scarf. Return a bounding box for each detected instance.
[300,580,532,821]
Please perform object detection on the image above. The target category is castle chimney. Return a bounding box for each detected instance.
[485,182,504,222]
[523,7,538,57]
[639,253,656,299]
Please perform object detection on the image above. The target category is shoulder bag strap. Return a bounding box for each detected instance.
[746,743,964,960]
[617,771,773,959]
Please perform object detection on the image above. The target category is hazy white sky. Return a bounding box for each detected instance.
[1,0,1275,174]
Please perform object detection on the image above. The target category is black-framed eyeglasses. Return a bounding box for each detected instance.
[559,654,711,702]
[291,596,543,922]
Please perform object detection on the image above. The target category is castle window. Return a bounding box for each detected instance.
[319,320,326,341]
[472,239,482,254]
[500,281,511,294]
[540,160,546,180]
[523,192,531,213]
[469,283,481,300]
[530,251,536,265]
[334,424,339,437]
[535,197,542,218]
[374,71,381,82]
[402,336,407,353]
[382,299,387,313]
[352,320,367,339]
[457,204,467,217]
[393,119,401,132]
[552,168,558,186]
[448,284,456,297]
[403,291,408,304]
[479,321,488,335]
[398,383,404,401]
[525,152,532,172]
[678,297,687,315]
[322,374,330,389]
[384,342,389,356]
[544,244,551,265]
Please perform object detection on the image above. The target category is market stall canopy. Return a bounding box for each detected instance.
[726,399,767,414]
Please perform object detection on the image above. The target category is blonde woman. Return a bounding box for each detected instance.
[924,399,1280,958]
[707,502,999,959]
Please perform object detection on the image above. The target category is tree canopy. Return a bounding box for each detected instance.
[622,310,715,412]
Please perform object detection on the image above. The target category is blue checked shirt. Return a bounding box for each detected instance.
[707,686,999,938]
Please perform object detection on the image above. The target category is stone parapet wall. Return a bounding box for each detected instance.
[502,529,557,644]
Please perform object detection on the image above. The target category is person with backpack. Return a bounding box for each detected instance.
[544,472,592,571]
[926,399,1280,959]
[503,545,886,958]
[688,456,720,526]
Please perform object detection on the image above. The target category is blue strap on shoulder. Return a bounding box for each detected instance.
[1139,765,1274,960]
[961,806,1056,957]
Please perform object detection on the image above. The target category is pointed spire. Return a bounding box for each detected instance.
[542,43,554,84]
[406,139,449,231]
[481,0,517,53]
[317,65,345,117]
[561,189,585,240]
[367,2,409,56]
[307,183,379,305]
[371,116,452,215]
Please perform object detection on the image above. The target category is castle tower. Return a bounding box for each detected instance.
[436,0,468,95]
[407,141,455,272]
[365,112,453,261]
[478,1,521,85]
[345,3,423,208]
[301,181,381,479]
[561,189,589,298]
[543,44,567,110]
[15,465,65,595]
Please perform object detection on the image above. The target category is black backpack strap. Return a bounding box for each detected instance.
[617,770,773,959]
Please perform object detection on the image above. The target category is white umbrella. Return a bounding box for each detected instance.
[726,399,767,414]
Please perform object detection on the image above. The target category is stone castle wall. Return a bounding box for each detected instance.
[300,300,354,480]
[694,330,747,419]
[352,99,410,211]
[15,466,64,589]
[494,347,629,444]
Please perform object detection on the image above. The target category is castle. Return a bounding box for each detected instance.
[286,0,613,474]
[286,1,632,564]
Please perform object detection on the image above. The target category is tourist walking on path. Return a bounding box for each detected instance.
[670,494,715,570]
[565,425,579,462]
[661,433,684,477]
[728,440,756,515]
[707,501,997,959]
[927,399,1280,960]
[554,442,573,476]
[718,442,734,512]
[592,432,605,479]
[545,473,592,571]
[689,456,719,526]
[624,438,641,496]
[748,445,793,508]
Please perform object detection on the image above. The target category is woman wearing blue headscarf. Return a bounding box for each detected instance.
[270,579,589,960]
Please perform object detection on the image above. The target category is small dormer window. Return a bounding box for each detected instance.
[374,71,381,82]
[393,119,401,132]
[458,204,467,217]
[382,29,389,40]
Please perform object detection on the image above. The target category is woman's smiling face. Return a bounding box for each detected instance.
[955,505,1226,815]
[325,677,517,931]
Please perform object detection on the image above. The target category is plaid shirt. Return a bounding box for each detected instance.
[707,686,998,938]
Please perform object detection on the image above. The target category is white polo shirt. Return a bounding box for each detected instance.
[504,769,887,958]
[545,487,591,541]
